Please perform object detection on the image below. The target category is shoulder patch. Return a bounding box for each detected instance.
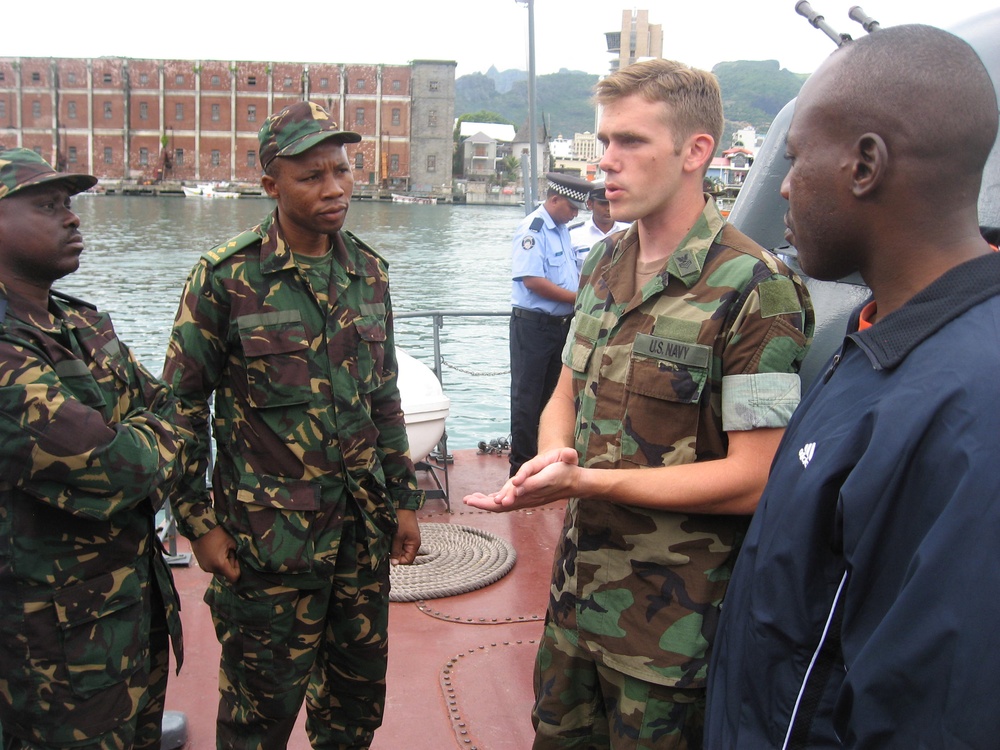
[758,277,803,318]
[521,235,536,251]
[529,217,544,232]
[202,229,262,266]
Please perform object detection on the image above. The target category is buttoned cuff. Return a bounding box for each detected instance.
[392,487,426,512]
[722,373,801,431]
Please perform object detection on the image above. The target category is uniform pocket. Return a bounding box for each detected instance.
[354,316,387,392]
[623,353,709,467]
[233,477,320,574]
[237,312,311,409]
[51,566,144,699]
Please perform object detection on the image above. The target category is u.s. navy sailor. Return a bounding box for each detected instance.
[468,60,814,749]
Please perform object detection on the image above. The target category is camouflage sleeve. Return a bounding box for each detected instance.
[162,260,227,538]
[370,293,424,512]
[0,340,192,520]
[720,270,814,431]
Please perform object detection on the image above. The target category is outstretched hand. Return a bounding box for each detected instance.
[463,447,580,511]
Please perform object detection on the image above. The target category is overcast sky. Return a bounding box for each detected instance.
[7,1,998,78]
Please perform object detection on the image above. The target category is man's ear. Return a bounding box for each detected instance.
[852,133,887,197]
[261,172,278,199]
[683,134,716,174]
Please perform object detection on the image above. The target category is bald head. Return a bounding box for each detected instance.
[783,23,998,295]
[805,25,997,188]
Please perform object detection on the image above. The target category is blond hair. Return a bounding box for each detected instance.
[595,59,724,153]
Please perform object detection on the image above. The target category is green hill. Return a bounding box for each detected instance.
[455,61,807,149]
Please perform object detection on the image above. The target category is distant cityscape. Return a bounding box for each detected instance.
[0,9,760,207]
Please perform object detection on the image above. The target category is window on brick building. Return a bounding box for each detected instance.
[247,150,256,168]
[284,76,293,88]
[32,72,41,83]
[212,75,220,87]
[68,146,77,163]
[67,72,76,84]
[392,108,400,126]
[104,102,113,119]
[427,155,436,172]
[392,80,401,92]
[175,103,184,120]
[32,101,41,118]
[0,101,6,118]
[320,77,328,88]
[175,148,184,166]
[139,148,148,166]
[429,80,439,91]
[67,101,76,119]
[211,104,220,121]
[104,147,113,164]
[139,102,148,120]
[355,153,363,170]
[140,73,148,85]
[355,108,365,126]
[248,105,256,122]
[175,74,184,85]
[0,72,6,82]
[33,147,42,156]
[356,79,365,91]
[248,76,257,86]
[211,150,220,166]
[390,154,399,173]
[103,73,112,84]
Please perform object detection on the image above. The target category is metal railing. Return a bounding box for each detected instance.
[394,310,511,510]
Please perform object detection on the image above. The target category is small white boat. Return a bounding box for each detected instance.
[182,183,240,199]
[391,193,437,205]
[396,349,450,462]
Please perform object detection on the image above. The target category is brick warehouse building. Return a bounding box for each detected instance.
[0,56,456,197]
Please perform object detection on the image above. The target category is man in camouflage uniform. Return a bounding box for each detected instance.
[162,101,423,749]
[0,149,190,748]
[466,59,814,749]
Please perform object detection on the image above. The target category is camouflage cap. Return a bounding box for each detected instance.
[0,148,97,201]
[258,101,362,170]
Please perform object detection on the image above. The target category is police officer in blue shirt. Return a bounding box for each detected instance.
[509,172,592,475]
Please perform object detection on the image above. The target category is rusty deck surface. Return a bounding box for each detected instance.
[165,448,566,749]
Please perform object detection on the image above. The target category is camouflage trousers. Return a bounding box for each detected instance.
[206,514,390,750]
[532,620,705,750]
[1,600,170,750]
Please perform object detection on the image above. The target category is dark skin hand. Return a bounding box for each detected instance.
[190,509,421,583]
[391,509,421,565]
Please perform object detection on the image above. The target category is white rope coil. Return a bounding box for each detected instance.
[389,523,517,602]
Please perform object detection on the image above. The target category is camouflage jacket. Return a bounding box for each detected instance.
[555,199,814,688]
[163,210,423,580]
[0,285,190,743]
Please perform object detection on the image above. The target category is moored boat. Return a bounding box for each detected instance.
[392,193,437,205]
[182,183,240,199]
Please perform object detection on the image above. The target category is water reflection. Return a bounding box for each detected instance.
[62,196,522,448]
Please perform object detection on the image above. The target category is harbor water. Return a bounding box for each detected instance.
[60,195,524,449]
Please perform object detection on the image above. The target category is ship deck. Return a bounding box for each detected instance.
[164,448,565,749]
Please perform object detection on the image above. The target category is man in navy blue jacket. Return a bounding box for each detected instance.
[705,24,1000,749]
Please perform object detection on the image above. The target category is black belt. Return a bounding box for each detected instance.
[512,307,572,326]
